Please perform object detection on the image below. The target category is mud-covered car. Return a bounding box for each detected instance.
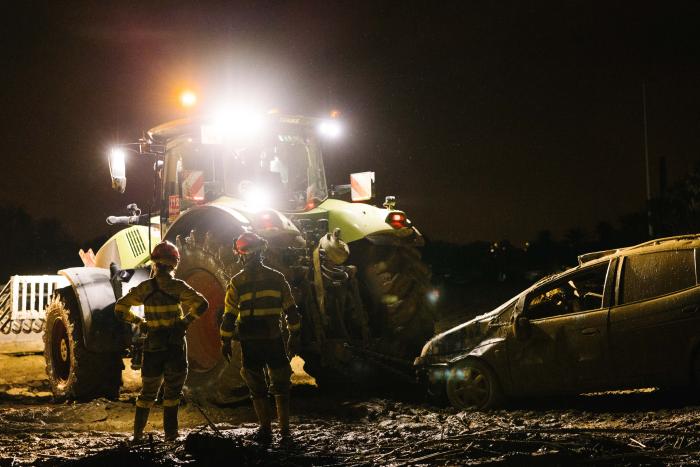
[415,235,700,409]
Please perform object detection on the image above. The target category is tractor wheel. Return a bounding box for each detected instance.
[445,359,503,410]
[43,293,123,401]
[174,230,249,403]
[176,230,235,373]
[357,244,434,358]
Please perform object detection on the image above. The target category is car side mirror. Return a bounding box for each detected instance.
[514,316,532,340]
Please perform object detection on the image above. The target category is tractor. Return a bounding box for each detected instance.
[42,111,433,400]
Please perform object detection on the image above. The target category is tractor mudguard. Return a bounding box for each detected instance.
[58,266,150,352]
[313,199,424,245]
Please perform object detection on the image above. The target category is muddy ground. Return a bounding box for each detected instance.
[2,355,700,465]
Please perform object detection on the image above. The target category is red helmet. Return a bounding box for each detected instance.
[150,241,180,267]
[234,232,267,255]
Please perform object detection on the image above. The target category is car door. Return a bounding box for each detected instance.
[507,261,612,395]
[609,248,700,388]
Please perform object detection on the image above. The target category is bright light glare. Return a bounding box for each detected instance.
[242,185,272,211]
[109,147,126,178]
[212,108,266,139]
[318,120,342,139]
[180,90,197,108]
[426,288,441,305]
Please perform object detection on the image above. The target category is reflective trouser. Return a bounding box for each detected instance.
[239,337,292,398]
[136,341,188,409]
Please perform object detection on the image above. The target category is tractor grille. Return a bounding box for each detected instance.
[126,228,147,258]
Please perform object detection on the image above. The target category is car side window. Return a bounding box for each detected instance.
[525,262,609,320]
[620,250,696,304]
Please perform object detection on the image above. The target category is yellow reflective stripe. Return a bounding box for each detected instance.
[288,322,301,331]
[239,308,282,317]
[239,290,281,302]
[220,329,233,337]
[146,318,177,328]
[136,399,155,408]
[162,398,180,407]
[144,304,181,313]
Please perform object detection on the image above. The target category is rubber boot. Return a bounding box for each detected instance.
[251,397,273,444]
[275,394,291,439]
[163,406,179,441]
[132,407,150,444]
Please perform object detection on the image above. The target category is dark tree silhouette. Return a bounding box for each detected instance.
[0,205,80,283]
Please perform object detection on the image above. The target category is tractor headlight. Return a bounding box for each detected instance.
[241,183,272,211]
[318,119,342,139]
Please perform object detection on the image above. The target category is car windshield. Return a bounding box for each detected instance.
[169,134,328,212]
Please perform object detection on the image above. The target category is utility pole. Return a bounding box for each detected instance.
[642,82,653,238]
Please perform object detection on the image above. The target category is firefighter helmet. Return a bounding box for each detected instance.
[234,232,267,255]
[150,241,180,267]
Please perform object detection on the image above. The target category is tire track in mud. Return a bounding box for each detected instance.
[3,391,700,466]
[3,356,700,465]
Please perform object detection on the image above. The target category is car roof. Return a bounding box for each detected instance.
[531,233,700,290]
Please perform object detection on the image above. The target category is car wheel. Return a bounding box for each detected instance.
[446,359,502,410]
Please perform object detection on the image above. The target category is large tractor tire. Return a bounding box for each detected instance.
[43,292,123,401]
[174,230,249,403]
[357,244,434,358]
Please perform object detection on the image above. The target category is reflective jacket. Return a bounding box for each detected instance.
[220,260,300,341]
[115,272,208,329]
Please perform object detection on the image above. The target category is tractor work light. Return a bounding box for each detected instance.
[202,108,267,144]
[180,90,197,108]
[318,119,342,139]
[108,147,127,193]
[386,212,410,229]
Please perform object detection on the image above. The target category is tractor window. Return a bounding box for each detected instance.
[525,262,609,320]
[175,144,225,208]
[221,136,327,211]
[163,132,328,213]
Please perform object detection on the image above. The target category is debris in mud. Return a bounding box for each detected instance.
[2,355,700,467]
[6,396,700,466]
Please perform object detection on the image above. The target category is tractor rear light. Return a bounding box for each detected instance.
[386,212,410,229]
[255,211,282,231]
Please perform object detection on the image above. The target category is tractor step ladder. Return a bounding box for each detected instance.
[0,275,70,353]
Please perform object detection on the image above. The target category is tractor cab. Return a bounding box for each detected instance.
[110,113,338,231]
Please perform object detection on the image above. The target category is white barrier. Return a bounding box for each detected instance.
[0,275,70,353]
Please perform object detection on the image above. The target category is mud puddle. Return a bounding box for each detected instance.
[3,355,700,465]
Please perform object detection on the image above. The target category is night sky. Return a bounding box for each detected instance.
[3,1,700,246]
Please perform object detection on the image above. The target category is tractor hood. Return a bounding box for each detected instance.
[208,196,301,236]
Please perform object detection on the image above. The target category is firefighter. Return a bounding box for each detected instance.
[115,240,208,442]
[220,232,301,443]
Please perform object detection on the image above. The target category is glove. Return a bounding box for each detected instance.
[221,339,232,362]
[137,320,149,334]
[287,332,301,357]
